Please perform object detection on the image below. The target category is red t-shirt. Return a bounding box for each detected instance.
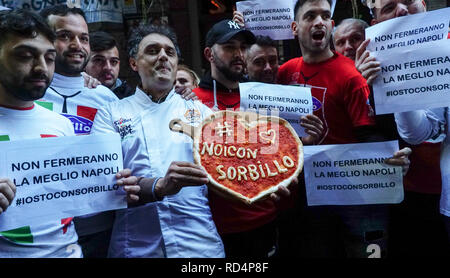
[194,82,278,234]
[402,142,442,194]
[277,52,375,145]
[193,87,241,110]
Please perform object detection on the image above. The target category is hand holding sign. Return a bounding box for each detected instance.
[303,141,404,206]
[115,169,140,203]
[355,39,381,86]
[384,147,412,176]
[0,178,16,215]
[300,114,324,145]
[233,10,245,28]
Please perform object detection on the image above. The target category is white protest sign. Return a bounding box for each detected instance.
[303,141,403,206]
[239,82,313,137]
[372,39,450,114]
[365,7,449,53]
[0,0,66,11]
[82,0,123,23]
[0,0,123,23]
[236,0,296,40]
[0,133,126,232]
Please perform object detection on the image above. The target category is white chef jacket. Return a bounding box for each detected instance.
[395,108,449,217]
[91,87,224,258]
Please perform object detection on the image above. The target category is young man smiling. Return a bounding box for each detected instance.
[38,4,118,258]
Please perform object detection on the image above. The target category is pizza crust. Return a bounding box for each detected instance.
[192,110,303,205]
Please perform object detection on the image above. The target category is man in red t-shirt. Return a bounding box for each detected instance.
[277,0,411,258]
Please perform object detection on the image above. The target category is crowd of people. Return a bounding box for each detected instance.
[0,0,448,258]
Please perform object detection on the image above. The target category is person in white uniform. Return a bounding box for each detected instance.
[37,4,119,258]
[0,9,81,258]
[395,109,450,240]
[91,24,226,258]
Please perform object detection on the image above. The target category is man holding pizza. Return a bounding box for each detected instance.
[90,23,227,258]
[193,19,324,258]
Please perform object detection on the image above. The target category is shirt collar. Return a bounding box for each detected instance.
[51,73,85,90]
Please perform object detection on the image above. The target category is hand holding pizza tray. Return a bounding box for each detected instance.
[169,110,304,205]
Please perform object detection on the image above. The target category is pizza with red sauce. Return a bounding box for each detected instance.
[193,111,303,204]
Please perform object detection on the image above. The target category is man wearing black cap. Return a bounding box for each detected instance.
[194,20,283,258]
[194,19,255,110]
[194,19,317,258]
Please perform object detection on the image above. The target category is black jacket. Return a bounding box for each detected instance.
[113,80,135,100]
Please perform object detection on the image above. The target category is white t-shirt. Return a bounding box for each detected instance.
[38,73,119,236]
[39,73,118,135]
[0,103,81,258]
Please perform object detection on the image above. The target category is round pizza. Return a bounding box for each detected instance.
[192,110,303,204]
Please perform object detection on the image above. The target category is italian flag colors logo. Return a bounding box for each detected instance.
[0,135,10,141]
[0,133,72,243]
[0,226,33,244]
[35,101,97,135]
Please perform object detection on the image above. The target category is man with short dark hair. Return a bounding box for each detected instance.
[245,35,279,84]
[91,23,225,258]
[194,19,255,111]
[85,31,134,99]
[38,4,118,258]
[0,9,80,258]
[277,0,411,258]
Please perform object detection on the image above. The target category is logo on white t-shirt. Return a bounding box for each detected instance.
[114,118,133,139]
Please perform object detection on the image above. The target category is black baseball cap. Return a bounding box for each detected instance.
[205,19,256,47]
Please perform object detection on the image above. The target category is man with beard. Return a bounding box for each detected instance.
[194,20,254,111]
[194,20,278,258]
[245,35,280,84]
[276,0,412,258]
[85,31,134,99]
[0,9,80,257]
[38,4,118,258]
[356,0,449,257]
[193,20,323,258]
